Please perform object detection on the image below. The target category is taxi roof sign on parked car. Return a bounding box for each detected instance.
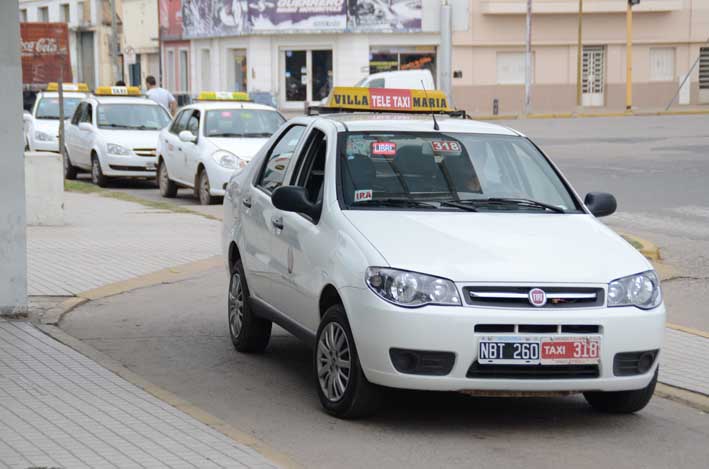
[93,86,142,96]
[196,91,250,102]
[47,82,89,92]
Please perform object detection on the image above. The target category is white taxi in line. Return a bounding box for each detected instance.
[157,92,285,205]
[222,87,665,419]
[23,82,89,152]
[63,86,172,186]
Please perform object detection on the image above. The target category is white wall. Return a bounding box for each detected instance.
[25,152,64,226]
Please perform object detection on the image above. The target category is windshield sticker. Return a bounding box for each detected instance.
[220,111,232,118]
[354,189,373,203]
[371,142,397,157]
[431,141,462,154]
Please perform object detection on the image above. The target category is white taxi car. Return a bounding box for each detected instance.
[23,82,89,152]
[64,86,172,186]
[222,87,664,419]
[157,92,285,205]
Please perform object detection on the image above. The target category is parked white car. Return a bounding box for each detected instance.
[23,83,89,153]
[157,92,285,205]
[222,87,664,419]
[354,69,435,90]
[63,86,172,186]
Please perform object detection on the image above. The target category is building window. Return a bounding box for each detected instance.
[166,49,175,91]
[649,47,675,82]
[61,3,71,23]
[496,52,528,85]
[200,49,211,90]
[77,1,85,23]
[369,47,437,83]
[39,6,49,21]
[19,9,27,22]
[228,49,247,92]
[179,49,189,92]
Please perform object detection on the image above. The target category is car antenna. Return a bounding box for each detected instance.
[420,80,440,131]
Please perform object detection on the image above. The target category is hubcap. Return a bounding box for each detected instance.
[92,160,99,182]
[316,322,351,402]
[200,173,209,203]
[159,163,168,190]
[228,272,244,339]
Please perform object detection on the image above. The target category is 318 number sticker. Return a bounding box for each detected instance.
[431,141,462,153]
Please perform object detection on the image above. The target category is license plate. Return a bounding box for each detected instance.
[478,336,600,365]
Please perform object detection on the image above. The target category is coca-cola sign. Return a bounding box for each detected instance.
[20,23,72,85]
[22,37,64,56]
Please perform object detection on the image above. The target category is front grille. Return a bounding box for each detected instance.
[109,164,155,172]
[474,324,600,334]
[467,363,599,379]
[613,350,658,376]
[133,148,156,157]
[463,286,604,308]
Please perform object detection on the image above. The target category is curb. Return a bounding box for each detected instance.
[655,383,709,413]
[618,232,661,261]
[37,323,301,469]
[666,323,709,339]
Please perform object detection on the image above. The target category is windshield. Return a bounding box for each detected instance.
[204,109,284,138]
[35,98,82,119]
[339,132,579,213]
[97,104,171,130]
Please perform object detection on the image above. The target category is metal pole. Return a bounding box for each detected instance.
[625,1,633,111]
[439,0,453,104]
[110,0,121,83]
[665,36,709,110]
[58,62,65,163]
[576,0,583,107]
[524,0,532,115]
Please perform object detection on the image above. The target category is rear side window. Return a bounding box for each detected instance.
[170,110,191,134]
[71,103,85,125]
[257,125,305,193]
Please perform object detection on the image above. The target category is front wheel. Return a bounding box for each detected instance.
[63,148,78,180]
[197,169,216,205]
[314,305,382,419]
[91,155,109,187]
[158,159,178,198]
[584,368,658,413]
[228,259,272,353]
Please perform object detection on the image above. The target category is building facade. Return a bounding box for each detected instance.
[121,0,160,87]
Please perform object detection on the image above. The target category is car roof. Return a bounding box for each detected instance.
[37,91,88,99]
[317,113,520,136]
[90,95,159,105]
[182,101,278,112]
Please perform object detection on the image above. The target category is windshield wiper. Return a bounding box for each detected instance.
[439,201,478,212]
[461,197,566,213]
[100,123,133,129]
[242,132,273,138]
[208,132,241,137]
[352,198,439,209]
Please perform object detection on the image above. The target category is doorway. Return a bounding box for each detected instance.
[229,49,247,92]
[582,46,605,107]
[282,49,333,106]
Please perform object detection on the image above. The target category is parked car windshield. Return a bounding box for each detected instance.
[339,131,579,213]
[35,97,82,120]
[204,109,285,138]
[97,104,171,130]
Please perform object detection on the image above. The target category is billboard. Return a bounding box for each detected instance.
[180,0,420,38]
[20,23,72,86]
[159,0,184,40]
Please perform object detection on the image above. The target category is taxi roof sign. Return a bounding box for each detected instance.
[197,91,250,102]
[47,82,89,92]
[325,87,452,113]
[94,86,142,96]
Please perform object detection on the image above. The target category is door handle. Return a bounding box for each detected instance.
[271,216,284,230]
[178,147,182,151]
[242,197,252,208]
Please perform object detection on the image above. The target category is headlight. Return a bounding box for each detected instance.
[211,150,246,170]
[365,267,461,307]
[106,143,133,156]
[35,131,55,141]
[608,270,662,309]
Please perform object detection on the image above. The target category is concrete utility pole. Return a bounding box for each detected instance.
[0,0,28,315]
[626,0,640,111]
[439,0,453,102]
[524,0,532,115]
[110,0,121,83]
[576,0,584,107]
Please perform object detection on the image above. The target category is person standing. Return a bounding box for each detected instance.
[145,75,177,115]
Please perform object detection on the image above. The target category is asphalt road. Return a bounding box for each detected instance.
[98,114,709,330]
[62,267,709,469]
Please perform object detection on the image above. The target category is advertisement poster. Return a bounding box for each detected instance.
[159,0,184,39]
[347,0,422,32]
[249,0,347,32]
[20,23,72,85]
[182,0,249,38]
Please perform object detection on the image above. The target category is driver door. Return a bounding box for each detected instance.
[182,110,201,184]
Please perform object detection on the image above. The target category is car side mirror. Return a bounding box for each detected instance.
[78,122,93,132]
[23,111,32,122]
[584,192,617,217]
[272,186,320,221]
[178,130,197,143]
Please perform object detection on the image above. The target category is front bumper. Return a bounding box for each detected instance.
[102,154,157,178]
[206,164,237,197]
[340,286,665,393]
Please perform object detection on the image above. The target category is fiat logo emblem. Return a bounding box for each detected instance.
[528,288,547,307]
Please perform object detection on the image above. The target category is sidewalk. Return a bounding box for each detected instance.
[0,319,278,469]
[27,191,221,296]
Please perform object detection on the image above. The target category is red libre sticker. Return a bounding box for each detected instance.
[221,111,232,118]
[369,88,412,110]
[431,141,462,153]
[371,141,397,156]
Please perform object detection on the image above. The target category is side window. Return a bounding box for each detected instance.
[71,103,85,125]
[186,110,200,136]
[367,78,385,88]
[257,125,306,193]
[80,104,92,124]
[169,110,186,134]
[293,129,327,205]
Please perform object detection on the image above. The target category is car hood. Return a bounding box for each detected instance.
[98,129,161,149]
[209,137,269,161]
[343,211,650,284]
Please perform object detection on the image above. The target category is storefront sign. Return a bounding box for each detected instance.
[348,0,422,32]
[250,0,347,32]
[20,23,72,85]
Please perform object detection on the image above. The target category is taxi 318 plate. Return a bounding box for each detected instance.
[478,336,601,365]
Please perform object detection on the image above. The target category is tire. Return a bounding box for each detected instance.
[228,259,272,353]
[584,368,658,414]
[158,159,178,198]
[63,148,78,180]
[91,154,109,187]
[197,169,216,205]
[314,305,382,419]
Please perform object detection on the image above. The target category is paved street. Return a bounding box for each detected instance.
[62,266,709,469]
[0,319,278,469]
